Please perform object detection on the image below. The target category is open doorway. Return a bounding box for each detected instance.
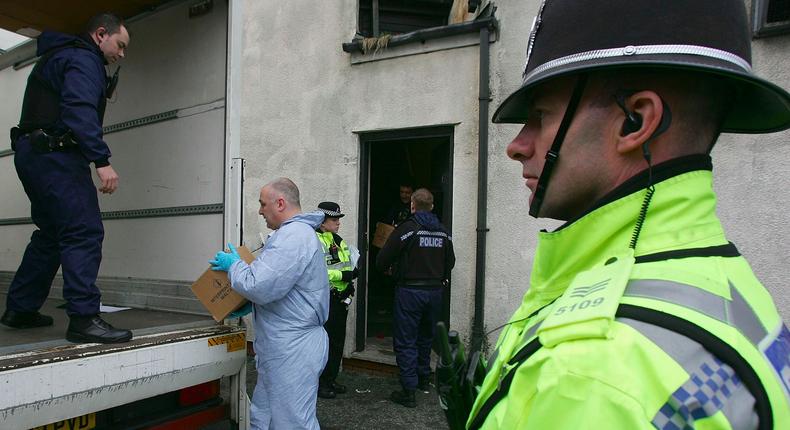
[355,126,454,361]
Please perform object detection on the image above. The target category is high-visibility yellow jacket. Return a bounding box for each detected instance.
[317,231,353,292]
[468,156,790,430]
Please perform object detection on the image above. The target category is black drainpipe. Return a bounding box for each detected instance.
[471,22,492,354]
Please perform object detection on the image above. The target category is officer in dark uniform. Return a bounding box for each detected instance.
[377,188,455,408]
[0,13,133,343]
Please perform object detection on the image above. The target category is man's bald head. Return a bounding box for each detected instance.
[259,177,302,230]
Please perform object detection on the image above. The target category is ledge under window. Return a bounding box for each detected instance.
[342,15,497,64]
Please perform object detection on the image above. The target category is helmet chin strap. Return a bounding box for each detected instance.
[529,74,589,218]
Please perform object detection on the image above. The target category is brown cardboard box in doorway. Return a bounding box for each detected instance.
[372,222,395,248]
[191,245,256,322]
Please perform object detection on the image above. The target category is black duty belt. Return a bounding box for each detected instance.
[10,127,79,153]
[398,280,444,289]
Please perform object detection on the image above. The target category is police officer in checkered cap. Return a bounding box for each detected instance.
[315,201,358,399]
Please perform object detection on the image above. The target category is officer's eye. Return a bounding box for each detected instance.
[528,109,544,126]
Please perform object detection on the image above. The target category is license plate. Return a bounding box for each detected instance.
[31,413,96,430]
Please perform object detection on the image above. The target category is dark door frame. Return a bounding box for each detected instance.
[354,125,455,352]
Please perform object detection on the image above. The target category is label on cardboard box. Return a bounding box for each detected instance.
[191,245,256,322]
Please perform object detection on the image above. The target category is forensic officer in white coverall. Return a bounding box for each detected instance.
[211,177,329,430]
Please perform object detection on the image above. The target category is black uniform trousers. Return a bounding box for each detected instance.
[7,137,103,316]
[320,291,349,387]
[393,285,443,390]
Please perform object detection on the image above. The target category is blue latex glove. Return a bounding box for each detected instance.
[228,302,253,318]
[209,243,241,271]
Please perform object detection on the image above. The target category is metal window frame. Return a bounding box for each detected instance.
[752,0,790,38]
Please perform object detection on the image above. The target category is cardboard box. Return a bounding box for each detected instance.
[191,245,256,322]
[372,222,395,248]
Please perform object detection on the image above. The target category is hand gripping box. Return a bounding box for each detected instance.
[191,246,255,321]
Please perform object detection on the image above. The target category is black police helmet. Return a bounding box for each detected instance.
[493,0,790,134]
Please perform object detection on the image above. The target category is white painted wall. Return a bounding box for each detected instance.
[237,0,790,356]
[0,64,35,268]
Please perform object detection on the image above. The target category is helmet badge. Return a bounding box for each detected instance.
[523,0,548,82]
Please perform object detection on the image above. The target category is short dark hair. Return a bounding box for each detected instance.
[86,13,125,35]
[587,70,732,152]
[411,188,434,211]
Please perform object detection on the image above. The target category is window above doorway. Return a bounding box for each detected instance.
[343,0,496,63]
[358,0,480,38]
[753,0,790,38]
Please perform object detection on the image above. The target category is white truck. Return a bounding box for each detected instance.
[0,1,251,428]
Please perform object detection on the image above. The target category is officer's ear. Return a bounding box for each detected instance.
[614,90,664,155]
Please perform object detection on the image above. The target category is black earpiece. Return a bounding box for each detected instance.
[621,111,643,135]
[615,93,642,135]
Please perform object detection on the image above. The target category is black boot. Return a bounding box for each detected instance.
[66,315,132,343]
[318,385,336,399]
[330,380,347,394]
[1,310,53,329]
[390,388,416,408]
[417,375,432,392]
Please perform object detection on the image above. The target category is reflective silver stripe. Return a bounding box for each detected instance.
[486,348,499,374]
[524,44,752,83]
[624,280,768,346]
[317,208,343,217]
[416,230,450,239]
[319,238,352,272]
[728,282,767,346]
[524,321,541,341]
[618,318,757,429]
[625,280,726,324]
[401,230,451,241]
[327,260,352,272]
[485,320,542,375]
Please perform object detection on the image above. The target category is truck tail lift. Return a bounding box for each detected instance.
[1,323,250,429]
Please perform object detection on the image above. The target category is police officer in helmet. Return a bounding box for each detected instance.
[467,0,790,429]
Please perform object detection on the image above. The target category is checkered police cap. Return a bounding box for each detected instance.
[317,201,345,218]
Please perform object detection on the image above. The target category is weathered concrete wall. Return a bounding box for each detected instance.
[715,29,790,320]
[238,0,790,356]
